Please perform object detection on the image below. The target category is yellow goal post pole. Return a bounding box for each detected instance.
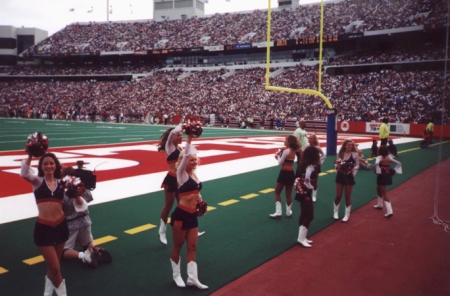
[264,0,337,155]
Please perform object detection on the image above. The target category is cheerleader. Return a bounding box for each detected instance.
[373,145,402,217]
[270,135,301,218]
[170,131,208,289]
[307,134,326,202]
[294,146,321,247]
[21,152,69,296]
[156,124,183,245]
[157,124,205,245]
[333,139,359,222]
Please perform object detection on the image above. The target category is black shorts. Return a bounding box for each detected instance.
[170,205,198,230]
[295,190,313,202]
[277,170,295,186]
[335,172,355,186]
[377,174,393,186]
[161,173,178,193]
[34,217,69,247]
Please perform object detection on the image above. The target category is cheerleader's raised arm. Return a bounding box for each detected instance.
[165,124,183,156]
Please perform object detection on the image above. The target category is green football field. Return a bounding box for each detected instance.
[0,118,448,295]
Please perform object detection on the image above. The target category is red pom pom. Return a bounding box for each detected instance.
[25,132,49,157]
[183,121,203,138]
[61,176,86,199]
[294,177,307,194]
[196,200,208,216]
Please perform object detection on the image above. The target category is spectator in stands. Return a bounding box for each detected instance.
[275,118,282,130]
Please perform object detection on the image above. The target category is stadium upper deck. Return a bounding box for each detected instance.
[21,0,447,56]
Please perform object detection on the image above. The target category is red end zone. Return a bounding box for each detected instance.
[0,134,385,198]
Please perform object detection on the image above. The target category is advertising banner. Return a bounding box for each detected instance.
[365,122,410,135]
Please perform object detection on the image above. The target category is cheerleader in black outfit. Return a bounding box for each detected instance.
[333,139,360,222]
[170,132,208,289]
[294,146,321,247]
[373,145,402,217]
[307,134,326,202]
[270,135,301,218]
[21,153,69,296]
[156,124,183,245]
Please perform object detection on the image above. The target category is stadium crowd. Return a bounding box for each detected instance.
[0,63,160,76]
[21,0,447,55]
[1,0,447,126]
[328,45,447,66]
[1,63,447,125]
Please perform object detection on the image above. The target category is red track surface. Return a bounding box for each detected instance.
[213,158,450,296]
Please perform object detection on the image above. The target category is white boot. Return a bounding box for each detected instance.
[54,279,67,296]
[186,261,208,290]
[342,205,351,222]
[44,276,53,296]
[170,257,186,288]
[312,189,318,202]
[374,196,383,209]
[159,219,167,245]
[285,203,293,217]
[384,201,393,218]
[297,226,312,248]
[333,202,339,220]
[269,201,282,218]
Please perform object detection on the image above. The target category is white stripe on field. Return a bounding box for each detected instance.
[0,154,277,224]
[0,137,421,224]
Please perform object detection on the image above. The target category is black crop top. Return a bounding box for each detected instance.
[167,148,181,164]
[34,180,65,203]
[178,175,202,196]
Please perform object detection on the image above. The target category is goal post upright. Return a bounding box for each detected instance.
[265,0,337,155]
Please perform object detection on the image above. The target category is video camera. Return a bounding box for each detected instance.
[72,160,97,190]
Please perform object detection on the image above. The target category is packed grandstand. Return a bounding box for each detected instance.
[0,0,448,126]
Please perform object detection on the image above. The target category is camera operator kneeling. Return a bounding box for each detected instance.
[61,167,111,268]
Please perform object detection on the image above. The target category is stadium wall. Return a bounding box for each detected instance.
[198,116,449,139]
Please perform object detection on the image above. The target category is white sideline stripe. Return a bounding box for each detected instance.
[0,154,276,224]
[0,137,421,224]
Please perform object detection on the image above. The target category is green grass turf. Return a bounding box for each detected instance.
[0,118,289,151]
[0,118,448,295]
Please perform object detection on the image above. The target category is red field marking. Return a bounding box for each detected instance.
[0,134,380,198]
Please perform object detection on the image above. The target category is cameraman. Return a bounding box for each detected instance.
[61,165,111,268]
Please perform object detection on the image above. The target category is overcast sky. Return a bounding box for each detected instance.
[1,0,321,36]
